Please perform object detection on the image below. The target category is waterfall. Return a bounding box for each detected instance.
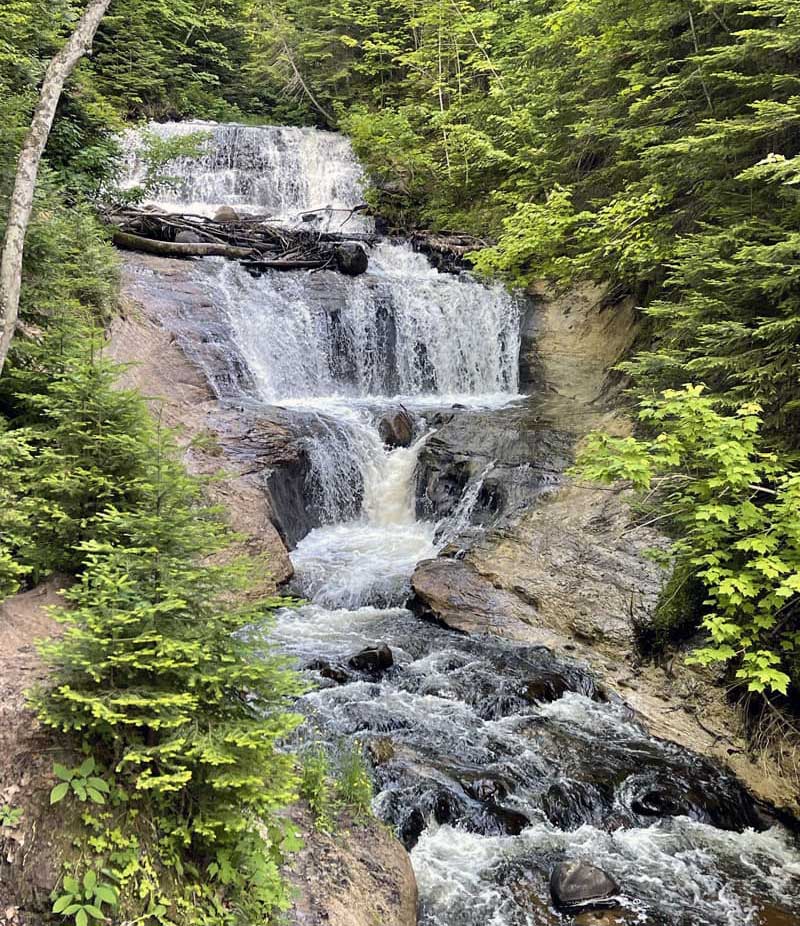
[208,245,521,404]
[120,121,368,224]
[116,122,800,926]
[122,121,522,525]
[291,432,437,610]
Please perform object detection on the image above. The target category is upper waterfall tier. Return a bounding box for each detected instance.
[120,121,368,222]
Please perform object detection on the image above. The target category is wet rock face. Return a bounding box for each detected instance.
[378,408,415,448]
[214,205,240,223]
[349,643,394,674]
[411,556,539,639]
[334,241,369,276]
[415,400,574,525]
[550,861,620,912]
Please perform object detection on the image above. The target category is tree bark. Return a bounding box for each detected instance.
[0,0,113,376]
[112,231,255,260]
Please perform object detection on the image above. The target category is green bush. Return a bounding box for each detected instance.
[0,315,305,920]
[577,385,800,697]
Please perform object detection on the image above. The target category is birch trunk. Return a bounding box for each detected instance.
[0,0,113,376]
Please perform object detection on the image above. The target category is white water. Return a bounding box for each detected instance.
[209,243,521,404]
[121,120,368,225]
[120,122,800,926]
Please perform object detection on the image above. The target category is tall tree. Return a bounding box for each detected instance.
[0,0,112,376]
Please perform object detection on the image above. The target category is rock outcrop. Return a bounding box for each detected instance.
[285,807,418,926]
[549,861,620,913]
[379,408,415,448]
[411,280,800,818]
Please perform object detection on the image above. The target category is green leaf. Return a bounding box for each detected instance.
[50,781,70,804]
[78,757,95,777]
[84,905,104,920]
[83,869,97,893]
[53,763,73,782]
[94,885,117,906]
[76,907,89,926]
[52,895,74,914]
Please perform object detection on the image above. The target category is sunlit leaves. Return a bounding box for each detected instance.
[576,385,800,695]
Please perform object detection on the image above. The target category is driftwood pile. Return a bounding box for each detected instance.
[106,207,493,278]
[107,206,374,277]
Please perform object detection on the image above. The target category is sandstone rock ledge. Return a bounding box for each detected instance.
[285,808,418,926]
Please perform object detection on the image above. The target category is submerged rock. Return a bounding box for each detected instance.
[349,643,394,674]
[378,408,415,448]
[549,861,620,912]
[306,658,351,685]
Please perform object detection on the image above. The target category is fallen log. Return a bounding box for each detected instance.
[112,230,255,260]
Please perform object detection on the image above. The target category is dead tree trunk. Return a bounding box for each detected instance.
[0,0,113,376]
[112,231,256,260]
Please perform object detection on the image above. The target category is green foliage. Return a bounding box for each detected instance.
[300,739,374,830]
[50,758,111,806]
[631,565,705,659]
[0,312,304,919]
[576,385,800,696]
[334,741,373,817]
[0,804,23,828]
[300,744,335,831]
[0,323,157,581]
[52,870,118,926]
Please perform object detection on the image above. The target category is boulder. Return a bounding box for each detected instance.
[214,205,240,223]
[306,658,351,685]
[175,230,206,244]
[334,242,369,276]
[349,643,393,674]
[378,408,415,448]
[549,861,620,912]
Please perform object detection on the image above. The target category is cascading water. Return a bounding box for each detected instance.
[120,122,800,926]
[121,120,367,224]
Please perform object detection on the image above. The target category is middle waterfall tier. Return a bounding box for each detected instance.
[203,241,522,405]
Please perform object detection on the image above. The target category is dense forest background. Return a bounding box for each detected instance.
[1,0,799,921]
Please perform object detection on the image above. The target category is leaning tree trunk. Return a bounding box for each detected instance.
[0,0,113,376]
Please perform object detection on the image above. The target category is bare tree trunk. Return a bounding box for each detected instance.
[0,0,113,376]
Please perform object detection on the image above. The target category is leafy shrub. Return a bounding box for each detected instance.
[50,758,111,806]
[577,385,800,696]
[631,564,705,659]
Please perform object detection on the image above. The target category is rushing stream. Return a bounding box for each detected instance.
[123,122,800,925]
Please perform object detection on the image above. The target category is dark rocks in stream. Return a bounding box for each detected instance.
[349,643,394,674]
[378,408,415,448]
[306,659,351,685]
[549,861,621,913]
[334,241,369,276]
